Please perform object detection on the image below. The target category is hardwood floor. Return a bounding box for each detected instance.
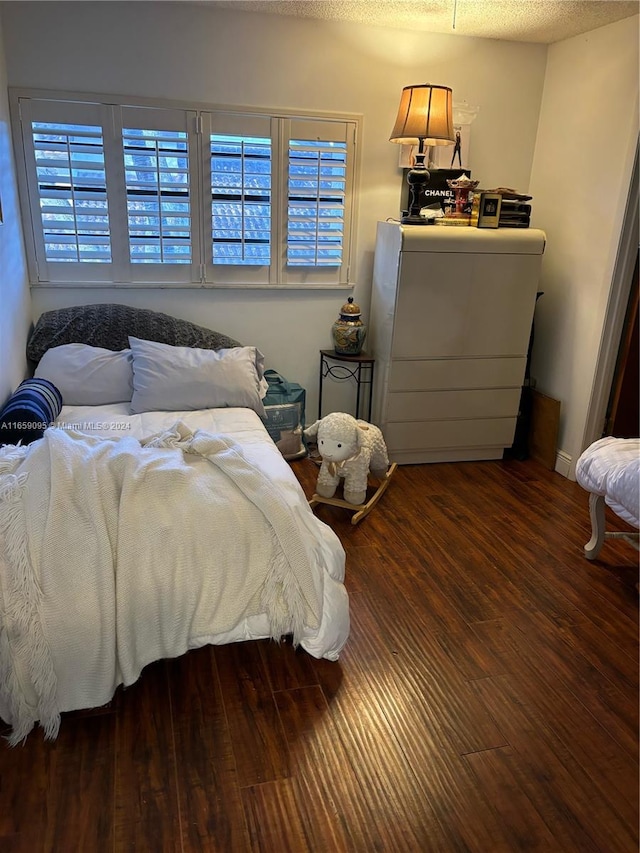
[1,457,637,852]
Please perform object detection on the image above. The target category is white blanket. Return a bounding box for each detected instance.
[0,423,336,744]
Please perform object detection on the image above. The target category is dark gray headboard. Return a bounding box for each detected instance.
[27,304,241,363]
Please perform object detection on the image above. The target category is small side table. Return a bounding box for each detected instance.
[318,350,375,421]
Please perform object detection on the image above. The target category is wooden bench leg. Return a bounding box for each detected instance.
[584,492,606,560]
[583,491,640,560]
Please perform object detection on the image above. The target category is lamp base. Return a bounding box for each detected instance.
[400,213,432,225]
[404,158,431,225]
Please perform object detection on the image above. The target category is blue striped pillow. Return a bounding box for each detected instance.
[0,378,63,446]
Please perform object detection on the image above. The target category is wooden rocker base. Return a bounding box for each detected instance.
[309,463,398,525]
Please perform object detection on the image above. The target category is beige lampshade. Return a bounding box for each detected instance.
[390,84,455,146]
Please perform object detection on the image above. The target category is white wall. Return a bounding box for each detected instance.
[0,1,547,417]
[529,15,639,477]
[0,9,30,404]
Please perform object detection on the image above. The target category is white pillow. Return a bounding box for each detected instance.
[128,337,267,416]
[34,344,134,405]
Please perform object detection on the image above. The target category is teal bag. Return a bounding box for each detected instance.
[261,370,307,460]
[262,370,306,425]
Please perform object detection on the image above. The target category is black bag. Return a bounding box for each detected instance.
[261,370,307,460]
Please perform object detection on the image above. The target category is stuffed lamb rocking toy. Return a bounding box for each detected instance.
[304,412,397,525]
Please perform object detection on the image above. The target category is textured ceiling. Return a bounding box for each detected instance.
[205,0,639,43]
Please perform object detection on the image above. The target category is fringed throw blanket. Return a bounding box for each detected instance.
[0,424,321,744]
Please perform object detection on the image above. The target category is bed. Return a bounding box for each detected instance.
[575,436,640,560]
[0,305,349,745]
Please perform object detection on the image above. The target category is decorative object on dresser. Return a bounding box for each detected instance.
[443,174,480,224]
[470,191,502,228]
[389,84,455,225]
[331,296,367,355]
[369,223,546,464]
[499,200,531,228]
[429,100,480,171]
[401,167,471,219]
[487,187,533,228]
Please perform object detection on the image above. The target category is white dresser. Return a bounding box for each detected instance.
[370,222,546,463]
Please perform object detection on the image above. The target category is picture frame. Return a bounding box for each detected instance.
[430,123,471,170]
[472,192,502,228]
[0,194,3,226]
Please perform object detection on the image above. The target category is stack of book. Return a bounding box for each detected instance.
[498,199,531,228]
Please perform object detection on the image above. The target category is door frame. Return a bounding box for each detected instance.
[581,139,639,454]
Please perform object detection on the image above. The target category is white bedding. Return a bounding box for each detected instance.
[0,405,349,743]
[575,437,640,528]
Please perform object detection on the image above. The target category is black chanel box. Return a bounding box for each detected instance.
[400,168,471,216]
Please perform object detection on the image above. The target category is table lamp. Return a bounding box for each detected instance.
[390,84,455,225]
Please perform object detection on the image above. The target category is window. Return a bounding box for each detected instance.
[13,92,359,287]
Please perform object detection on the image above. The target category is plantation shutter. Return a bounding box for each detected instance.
[281,117,356,286]
[117,106,201,283]
[18,98,115,283]
[201,112,275,285]
[13,90,359,288]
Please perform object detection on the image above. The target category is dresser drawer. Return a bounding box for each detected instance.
[388,357,526,391]
[386,388,521,421]
[392,251,540,359]
[385,418,517,452]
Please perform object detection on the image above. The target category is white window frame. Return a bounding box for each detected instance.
[10,88,361,289]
